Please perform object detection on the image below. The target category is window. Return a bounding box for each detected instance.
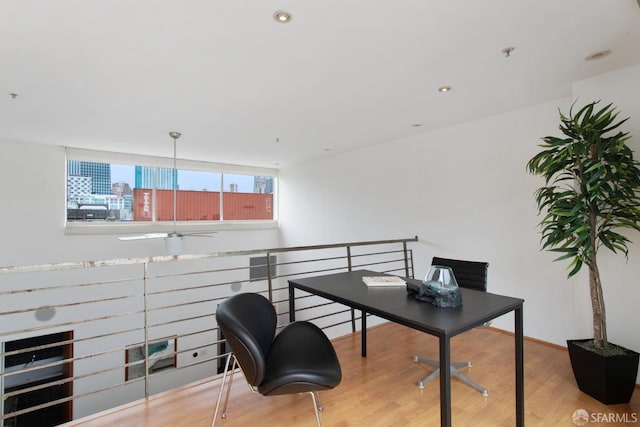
[66,148,277,229]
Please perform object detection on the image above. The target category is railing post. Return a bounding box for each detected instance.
[346,246,357,333]
[403,241,410,278]
[143,261,150,398]
[409,249,415,278]
[266,252,273,302]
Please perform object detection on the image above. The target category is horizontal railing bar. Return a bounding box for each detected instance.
[0,294,139,316]
[269,265,349,281]
[310,317,360,332]
[174,327,219,342]
[304,308,352,322]
[146,296,222,313]
[0,275,142,296]
[348,249,406,258]
[256,255,348,269]
[1,326,143,359]
[143,280,241,296]
[370,266,411,275]
[3,359,121,399]
[147,264,251,281]
[0,309,144,339]
[281,300,337,315]
[147,312,215,330]
[2,339,76,358]
[356,255,406,264]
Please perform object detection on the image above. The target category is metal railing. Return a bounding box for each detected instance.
[0,236,417,425]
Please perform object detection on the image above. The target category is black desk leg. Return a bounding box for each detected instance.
[361,310,367,357]
[515,305,524,427]
[288,284,296,322]
[439,336,452,427]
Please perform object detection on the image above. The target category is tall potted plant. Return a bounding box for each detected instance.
[526,100,640,404]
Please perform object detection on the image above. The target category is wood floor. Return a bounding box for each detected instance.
[64,322,640,427]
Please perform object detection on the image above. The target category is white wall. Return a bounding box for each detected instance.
[279,64,640,360]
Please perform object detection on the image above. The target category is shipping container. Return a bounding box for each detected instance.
[223,192,273,220]
[133,189,272,221]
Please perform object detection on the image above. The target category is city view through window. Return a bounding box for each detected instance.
[67,161,275,222]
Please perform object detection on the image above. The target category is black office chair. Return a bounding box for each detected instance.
[413,257,490,396]
[212,293,342,427]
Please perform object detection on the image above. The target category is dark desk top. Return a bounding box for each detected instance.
[289,269,524,338]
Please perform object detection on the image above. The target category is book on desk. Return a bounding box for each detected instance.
[362,276,406,287]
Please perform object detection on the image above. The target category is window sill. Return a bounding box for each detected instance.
[65,220,278,236]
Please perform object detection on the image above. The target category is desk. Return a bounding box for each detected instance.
[288,270,524,427]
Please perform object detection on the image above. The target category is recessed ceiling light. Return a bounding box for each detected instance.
[411,123,423,127]
[274,10,292,23]
[585,50,611,61]
[438,86,452,93]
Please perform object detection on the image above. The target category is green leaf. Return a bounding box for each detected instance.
[527,100,640,284]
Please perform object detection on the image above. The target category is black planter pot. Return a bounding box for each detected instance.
[567,339,639,405]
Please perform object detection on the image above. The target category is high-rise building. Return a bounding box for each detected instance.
[67,161,111,195]
[254,176,274,194]
[67,175,92,197]
[112,181,133,196]
[135,166,176,190]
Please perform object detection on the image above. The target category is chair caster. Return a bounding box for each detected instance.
[417,381,425,389]
[413,355,419,362]
[481,390,488,397]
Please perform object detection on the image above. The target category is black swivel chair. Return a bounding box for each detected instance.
[413,257,490,396]
[212,293,342,427]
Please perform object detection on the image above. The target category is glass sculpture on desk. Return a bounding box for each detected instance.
[417,265,463,308]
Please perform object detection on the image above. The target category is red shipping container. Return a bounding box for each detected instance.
[133,189,272,221]
[223,192,273,220]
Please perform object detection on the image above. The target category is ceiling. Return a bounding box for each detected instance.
[2,0,640,168]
